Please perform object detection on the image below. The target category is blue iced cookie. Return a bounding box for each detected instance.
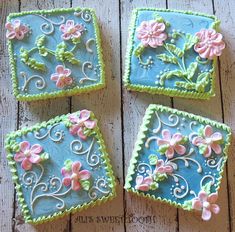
[6,8,105,101]
[5,110,115,224]
[125,104,231,221]
[124,8,225,99]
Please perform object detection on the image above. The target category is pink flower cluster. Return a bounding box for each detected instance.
[136,20,167,48]
[157,129,186,159]
[14,141,43,170]
[194,29,225,60]
[61,161,91,191]
[60,20,84,41]
[192,190,220,221]
[69,110,97,140]
[51,65,73,89]
[6,20,29,40]
[192,125,223,158]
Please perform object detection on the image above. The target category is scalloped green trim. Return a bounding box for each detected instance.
[5,111,116,224]
[7,7,105,101]
[123,8,220,100]
[124,104,232,211]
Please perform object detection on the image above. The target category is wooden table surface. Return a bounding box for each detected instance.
[1,0,235,231]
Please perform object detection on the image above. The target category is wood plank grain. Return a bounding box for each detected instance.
[13,1,71,232]
[213,0,235,231]
[167,0,230,231]
[0,1,19,232]
[70,0,124,231]
[121,1,178,231]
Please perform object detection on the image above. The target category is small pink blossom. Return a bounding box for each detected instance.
[51,65,73,88]
[192,190,220,221]
[192,125,223,158]
[154,159,173,175]
[61,161,91,191]
[69,110,97,140]
[157,129,186,159]
[194,29,225,60]
[135,175,153,191]
[136,20,167,48]
[59,20,84,41]
[14,141,43,170]
[5,19,29,40]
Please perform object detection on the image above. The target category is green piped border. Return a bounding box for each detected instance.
[7,7,105,102]
[5,110,116,224]
[123,8,221,100]
[124,104,232,211]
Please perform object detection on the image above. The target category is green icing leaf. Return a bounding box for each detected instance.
[165,43,184,58]
[72,37,81,45]
[134,44,145,57]
[184,33,199,51]
[175,81,197,90]
[55,42,80,64]
[20,48,46,71]
[183,200,193,210]
[202,182,212,195]
[157,54,178,64]
[35,35,48,57]
[150,182,159,190]
[158,144,169,154]
[160,70,185,85]
[81,180,91,191]
[155,173,167,182]
[64,159,73,171]
[64,51,80,65]
[199,144,207,155]
[187,62,198,80]
[196,72,210,92]
[148,154,158,165]
[40,152,49,161]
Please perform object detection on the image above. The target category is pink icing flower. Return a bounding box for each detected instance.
[157,129,186,159]
[192,125,223,158]
[135,175,153,191]
[14,141,43,170]
[61,161,91,191]
[69,110,97,140]
[136,20,167,48]
[5,20,29,40]
[192,190,220,221]
[154,159,173,175]
[59,20,84,41]
[51,65,73,88]
[194,29,225,60]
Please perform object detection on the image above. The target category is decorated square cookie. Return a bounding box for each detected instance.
[6,8,104,101]
[125,104,231,221]
[5,110,115,224]
[124,8,225,99]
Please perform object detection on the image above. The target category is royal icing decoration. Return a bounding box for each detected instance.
[51,65,73,88]
[125,104,231,221]
[61,160,91,191]
[124,9,224,99]
[194,29,225,60]
[192,125,223,158]
[14,141,48,170]
[6,8,104,101]
[6,19,29,40]
[68,109,97,140]
[5,110,115,223]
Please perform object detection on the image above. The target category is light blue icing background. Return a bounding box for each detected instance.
[129,10,214,92]
[14,122,111,219]
[129,110,228,205]
[11,11,101,95]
